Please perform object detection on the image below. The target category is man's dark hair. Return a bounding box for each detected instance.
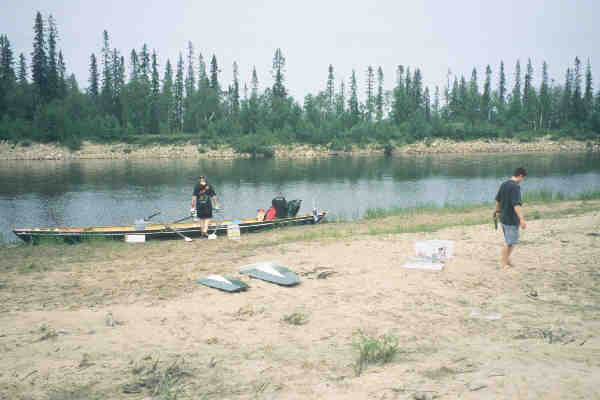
[513,167,527,177]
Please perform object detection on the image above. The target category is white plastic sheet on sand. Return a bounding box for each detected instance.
[401,256,444,270]
[415,240,454,261]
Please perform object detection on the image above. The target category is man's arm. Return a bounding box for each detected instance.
[514,204,527,229]
[191,195,197,209]
[211,195,220,209]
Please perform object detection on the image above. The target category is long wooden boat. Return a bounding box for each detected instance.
[13,211,328,243]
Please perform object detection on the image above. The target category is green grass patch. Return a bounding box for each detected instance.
[353,331,400,376]
[282,312,309,326]
[124,357,192,399]
[523,189,600,203]
[364,202,483,220]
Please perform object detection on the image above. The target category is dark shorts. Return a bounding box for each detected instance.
[197,205,212,219]
[502,224,519,245]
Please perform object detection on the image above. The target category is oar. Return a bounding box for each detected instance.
[161,214,194,242]
[144,210,161,221]
[163,222,193,242]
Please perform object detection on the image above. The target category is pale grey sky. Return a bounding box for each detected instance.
[1,0,598,101]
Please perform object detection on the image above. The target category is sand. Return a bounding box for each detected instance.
[1,202,599,399]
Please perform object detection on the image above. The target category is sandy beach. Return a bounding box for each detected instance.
[1,200,599,399]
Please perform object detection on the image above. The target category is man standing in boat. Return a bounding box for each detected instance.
[191,176,220,238]
[494,167,527,268]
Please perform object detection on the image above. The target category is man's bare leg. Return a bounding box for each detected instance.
[501,244,516,267]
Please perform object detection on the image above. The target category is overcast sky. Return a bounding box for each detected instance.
[2,0,599,101]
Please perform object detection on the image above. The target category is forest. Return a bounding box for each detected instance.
[1,12,599,156]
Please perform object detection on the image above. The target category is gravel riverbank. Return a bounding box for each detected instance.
[1,137,598,160]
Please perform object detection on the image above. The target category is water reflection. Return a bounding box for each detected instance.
[1,152,599,242]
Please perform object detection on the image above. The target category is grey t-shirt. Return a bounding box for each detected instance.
[495,179,522,226]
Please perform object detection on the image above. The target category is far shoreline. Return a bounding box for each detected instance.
[1,136,599,161]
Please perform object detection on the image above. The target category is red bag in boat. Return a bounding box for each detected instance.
[264,207,277,221]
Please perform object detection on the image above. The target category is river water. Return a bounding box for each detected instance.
[1,152,599,243]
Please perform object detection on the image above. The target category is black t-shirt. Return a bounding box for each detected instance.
[495,179,522,226]
[193,184,216,209]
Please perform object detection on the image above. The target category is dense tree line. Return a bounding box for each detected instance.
[1,12,599,153]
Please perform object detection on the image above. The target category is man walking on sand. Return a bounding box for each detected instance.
[494,167,528,268]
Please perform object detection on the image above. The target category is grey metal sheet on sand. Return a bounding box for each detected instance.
[240,261,301,286]
[197,275,249,292]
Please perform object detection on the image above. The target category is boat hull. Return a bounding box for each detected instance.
[13,211,328,243]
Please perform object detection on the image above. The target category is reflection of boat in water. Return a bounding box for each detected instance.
[13,211,328,243]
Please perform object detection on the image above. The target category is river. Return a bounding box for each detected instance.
[1,152,599,243]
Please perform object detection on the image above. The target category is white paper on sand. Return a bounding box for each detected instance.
[401,256,445,270]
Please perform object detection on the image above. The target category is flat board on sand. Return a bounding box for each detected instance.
[240,261,301,286]
[197,275,249,292]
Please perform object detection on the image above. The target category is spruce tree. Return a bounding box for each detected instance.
[348,69,360,124]
[0,34,16,116]
[112,50,124,125]
[572,57,584,123]
[18,53,28,86]
[231,61,240,116]
[433,86,440,117]
[185,41,195,98]
[162,59,174,132]
[583,58,593,122]
[46,15,58,101]
[209,54,220,91]
[509,60,522,120]
[197,53,209,89]
[424,87,430,121]
[467,68,479,120]
[561,68,573,126]
[100,30,113,114]
[539,61,551,129]
[139,44,150,82]
[450,77,459,119]
[365,65,375,121]
[88,53,99,98]
[523,58,537,128]
[498,61,506,113]
[247,66,259,133]
[31,11,47,103]
[413,69,423,116]
[149,51,160,133]
[392,65,405,124]
[335,79,345,117]
[481,65,492,120]
[129,50,139,82]
[57,51,67,99]
[458,75,468,119]
[376,66,384,121]
[271,48,286,99]
[326,64,335,116]
[173,53,184,132]
[0,35,15,85]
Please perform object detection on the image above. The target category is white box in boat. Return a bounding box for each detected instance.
[415,240,453,261]
[125,234,146,243]
[227,222,241,240]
